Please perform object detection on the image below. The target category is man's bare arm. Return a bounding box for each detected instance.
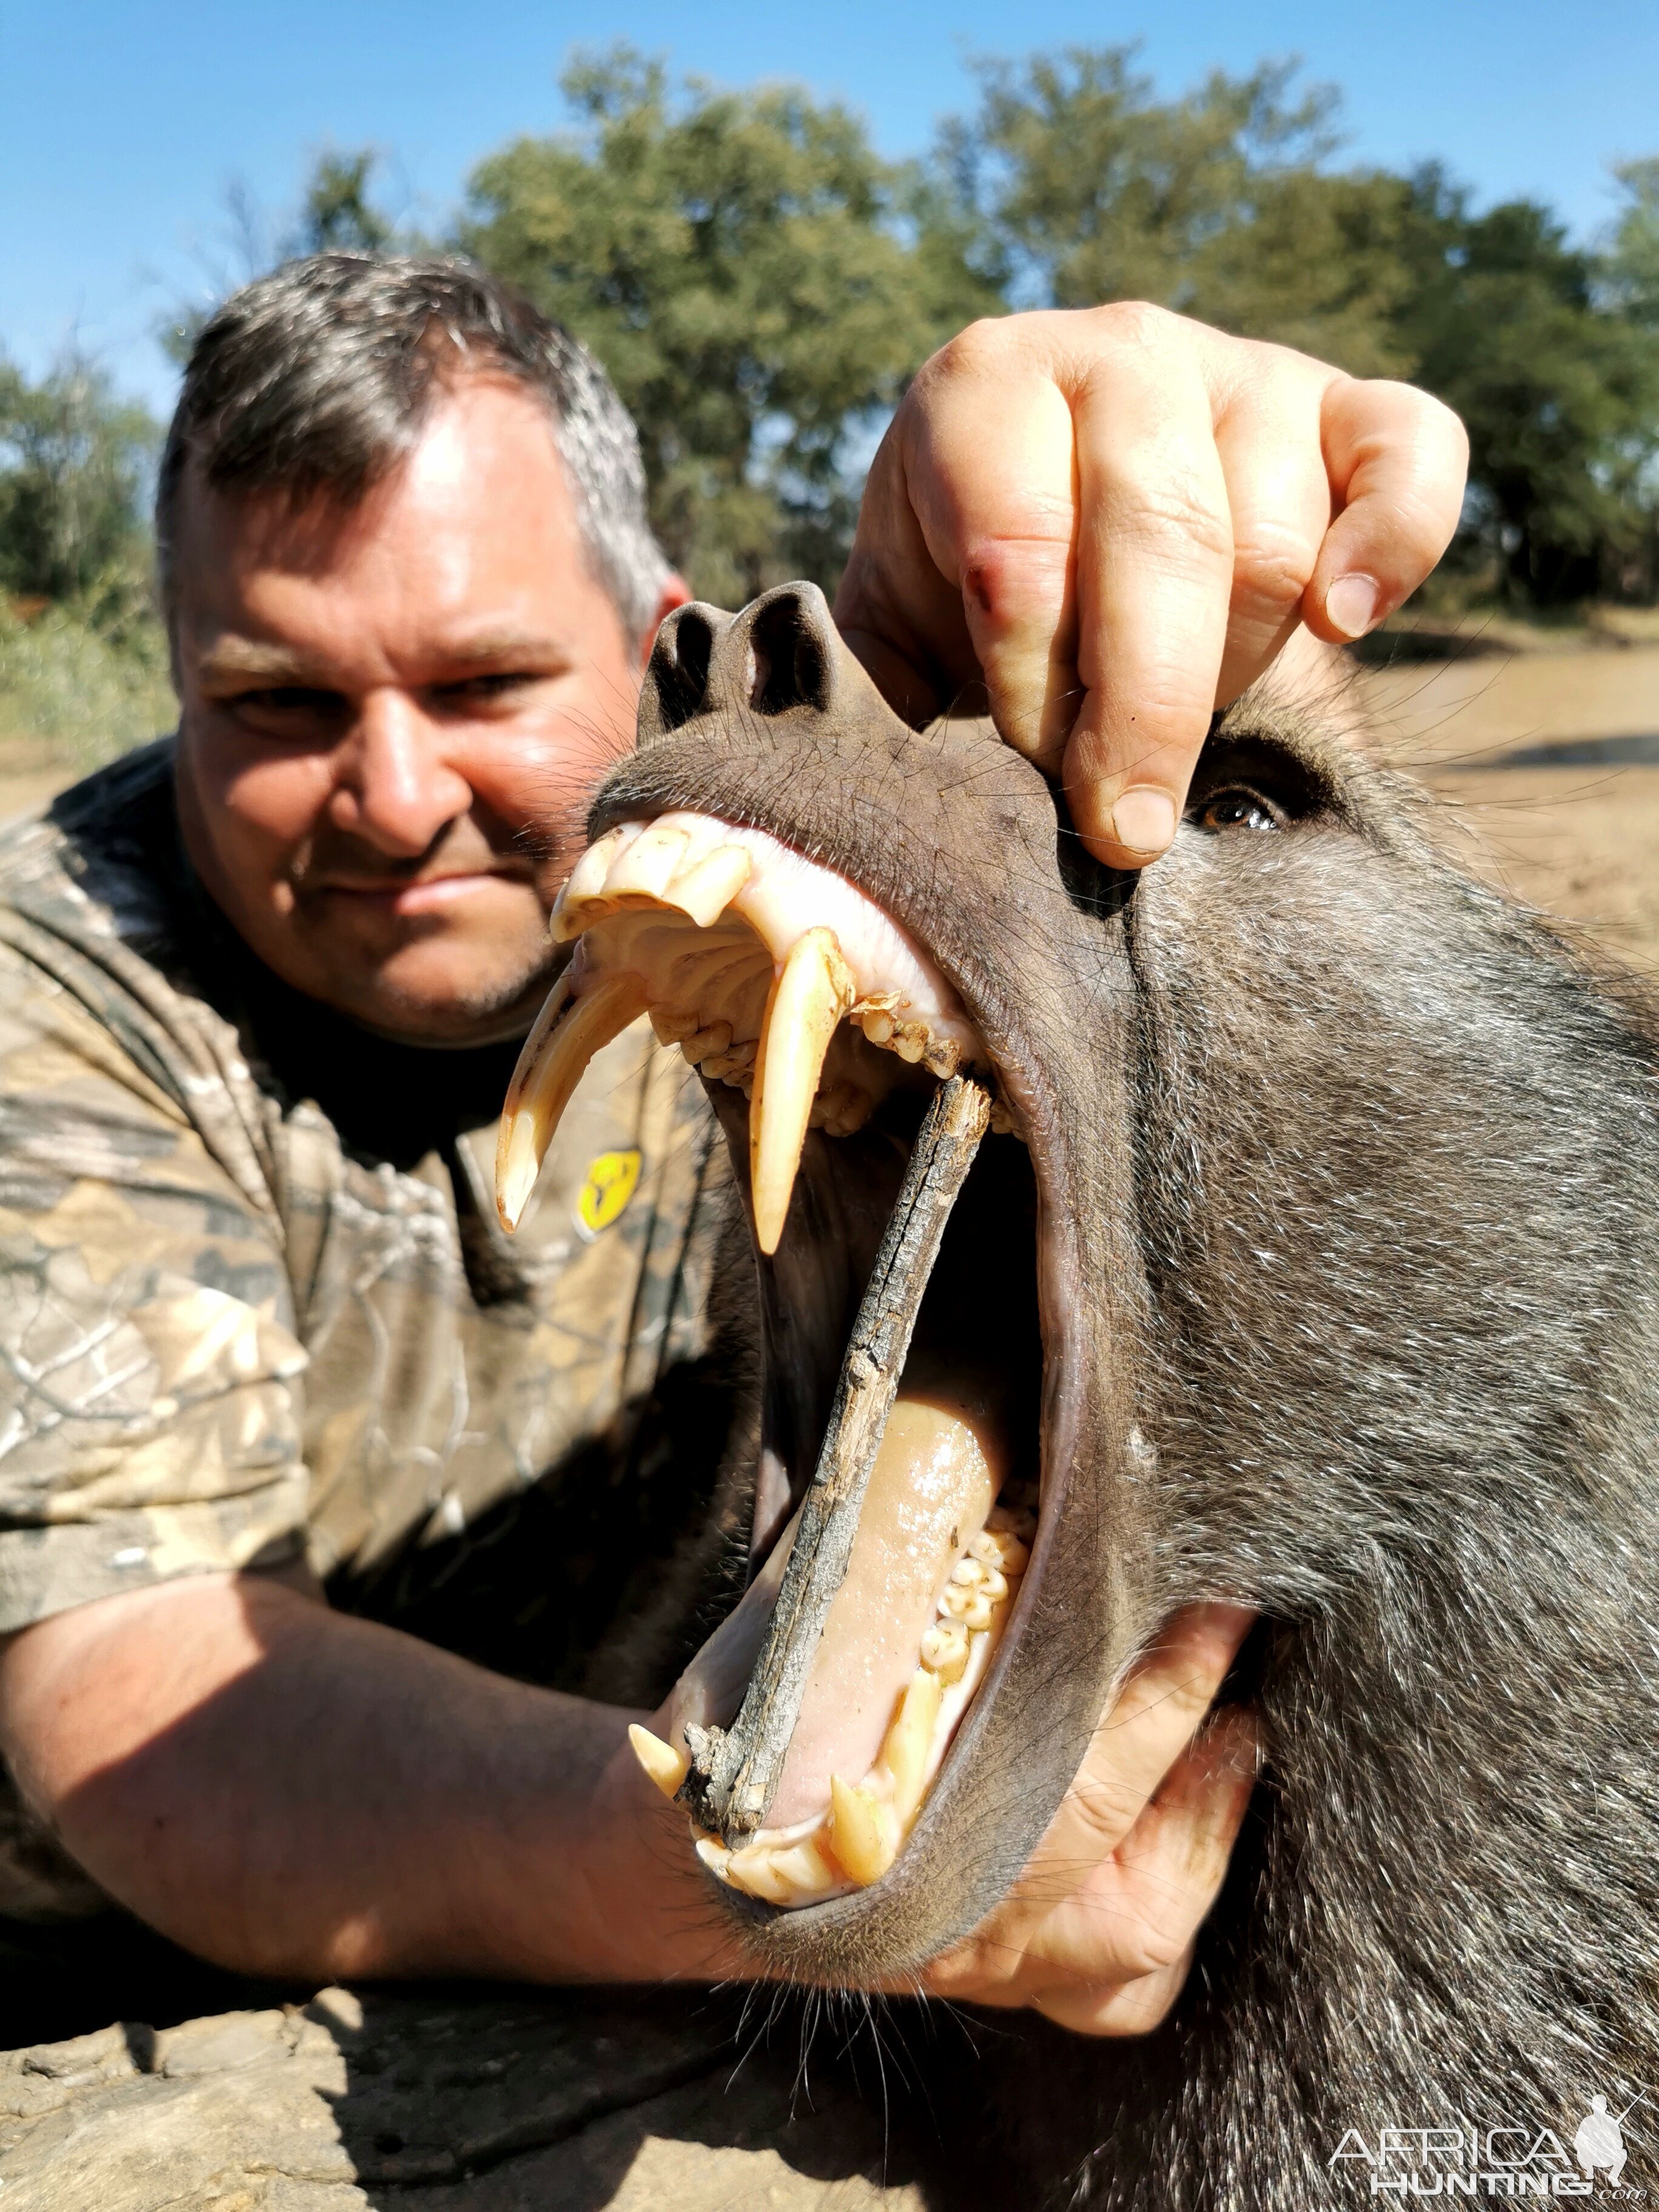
[0,1573,1250,2026]
[0,1572,725,1986]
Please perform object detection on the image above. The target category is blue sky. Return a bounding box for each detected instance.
[5,0,1656,415]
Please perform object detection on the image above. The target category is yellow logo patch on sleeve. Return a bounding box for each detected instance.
[576,1147,642,1238]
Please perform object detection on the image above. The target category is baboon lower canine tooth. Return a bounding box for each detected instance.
[628,1724,690,1802]
[829,1775,895,1887]
[495,971,648,1231]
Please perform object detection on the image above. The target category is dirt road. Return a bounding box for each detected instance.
[3,644,1656,973]
[1357,645,1659,976]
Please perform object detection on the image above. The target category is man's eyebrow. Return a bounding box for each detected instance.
[195,638,324,685]
[192,632,572,687]
[437,632,570,668]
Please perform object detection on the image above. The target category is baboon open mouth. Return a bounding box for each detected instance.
[496,811,1047,1909]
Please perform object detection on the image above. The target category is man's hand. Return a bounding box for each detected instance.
[836,304,1468,867]
[915,1603,1257,2034]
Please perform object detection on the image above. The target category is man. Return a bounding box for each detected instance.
[0,257,1464,2032]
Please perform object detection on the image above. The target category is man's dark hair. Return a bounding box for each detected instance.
[156,254,669,641]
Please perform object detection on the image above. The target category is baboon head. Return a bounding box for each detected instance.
[497,583,1659,2156]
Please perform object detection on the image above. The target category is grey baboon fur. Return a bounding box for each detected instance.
[543,582,1659,2208]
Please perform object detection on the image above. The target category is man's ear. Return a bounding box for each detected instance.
[639,574,694,670]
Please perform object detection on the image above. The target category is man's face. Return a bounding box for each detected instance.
[171,374,682,1042]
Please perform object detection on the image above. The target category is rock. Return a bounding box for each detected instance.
[0,1986,937,2208]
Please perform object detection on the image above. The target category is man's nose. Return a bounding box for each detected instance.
[329,691,473,857]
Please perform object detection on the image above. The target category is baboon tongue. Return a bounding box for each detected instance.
[681,1076,994,1850]
[765,1390,1002,1827]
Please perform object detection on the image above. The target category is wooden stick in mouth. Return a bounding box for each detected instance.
[682,1073,994,1848]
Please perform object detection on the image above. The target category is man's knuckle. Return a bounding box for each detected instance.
[1108,479,1233,571]
[1341,380,1469,481]
[963,535,1071,625]
[1065,1775,1144,1852]
[922,315,1021,391]
[1113,1876,1205,1978]
[1085,300,1175,353]
[1347,484,1458,573]
[1231,529,1317,614]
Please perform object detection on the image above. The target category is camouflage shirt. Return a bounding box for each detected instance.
[0,742,729,1914]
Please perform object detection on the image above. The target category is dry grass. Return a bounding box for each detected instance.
[0,603,174,778]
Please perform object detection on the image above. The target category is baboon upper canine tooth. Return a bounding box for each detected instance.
[749,926,856,1254]
[502,811,997,1245]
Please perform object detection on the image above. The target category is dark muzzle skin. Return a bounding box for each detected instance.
[574,585,1659,2206]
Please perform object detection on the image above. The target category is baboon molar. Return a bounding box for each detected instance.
[499,580,1659,2209]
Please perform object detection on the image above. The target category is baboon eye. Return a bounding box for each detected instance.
[1192,785,1282,833]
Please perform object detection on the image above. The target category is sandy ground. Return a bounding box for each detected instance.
[0,758,80,820]
[2,643,1655,974]
[1355,645,1659,977]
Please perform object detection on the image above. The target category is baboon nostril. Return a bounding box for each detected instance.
[748,591,833,717]
[649,609,716,734]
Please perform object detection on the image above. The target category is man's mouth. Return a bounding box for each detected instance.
[495,811,1044,1912]
[311,867,534,915]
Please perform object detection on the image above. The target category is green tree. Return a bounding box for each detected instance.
[460,47,996,603]
[942,45,1659,608]
[296,150,396,258]
[1606,159,1659,332]
[0,355,168,758]
[0,352,158,618]
[1599,159,1659,600]
[941,47,1416,377]
[1391,170,1658,604]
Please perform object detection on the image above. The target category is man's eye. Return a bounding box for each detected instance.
[232,687,346,719]
[433,672,538,704]
[1192,786,1281,833]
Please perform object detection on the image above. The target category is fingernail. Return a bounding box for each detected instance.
[1109,787,1177,859]
[1326,573,1381,639]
